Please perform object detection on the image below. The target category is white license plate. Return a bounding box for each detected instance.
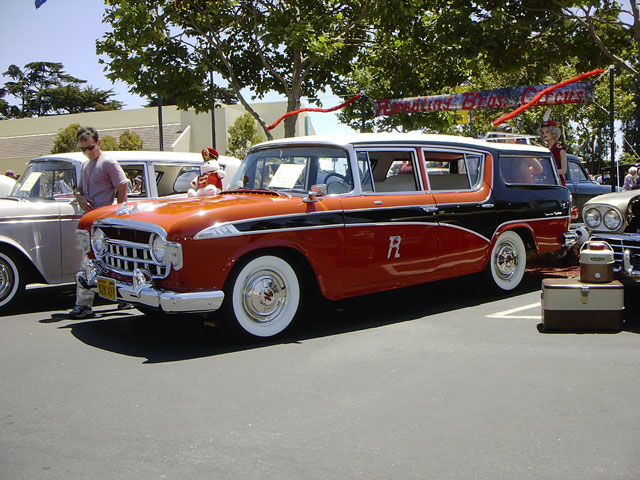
[97,276,117,302]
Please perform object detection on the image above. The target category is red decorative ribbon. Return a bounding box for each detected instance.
[492,69,605,126]
[266,93,362,130]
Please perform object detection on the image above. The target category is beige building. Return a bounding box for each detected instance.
[0,102,315,175]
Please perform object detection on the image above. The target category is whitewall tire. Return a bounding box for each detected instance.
[486,231,526,291]
[0,251,25,310]
[223,255,302,339]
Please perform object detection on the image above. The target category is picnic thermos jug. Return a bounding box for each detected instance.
[580,241,614,283]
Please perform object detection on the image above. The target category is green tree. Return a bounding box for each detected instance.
[227,113,263,159]
[97,0,381,138]
[51,123,83,154]
[118,130,144,150]
[2,62,122,118]
[100,136,120,151]
[333,0,636,175]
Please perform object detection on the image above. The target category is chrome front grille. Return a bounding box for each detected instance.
[592,233,640,271]
[99,237,167,279]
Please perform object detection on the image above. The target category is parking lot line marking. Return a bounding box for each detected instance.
[487,302,541,319]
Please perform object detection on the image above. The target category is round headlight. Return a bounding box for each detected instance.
[150,234,166,263]
[584,208,601,229]
[91,228,106,255]
[603,208,623,231]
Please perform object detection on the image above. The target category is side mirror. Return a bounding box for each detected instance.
[303,184,327,203]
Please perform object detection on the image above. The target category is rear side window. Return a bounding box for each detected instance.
[500,155,557,185]
[423,150,484,191]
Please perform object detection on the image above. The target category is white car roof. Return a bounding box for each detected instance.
[252,132,551,153]
[32,151,205,164]
[28,151,242,169]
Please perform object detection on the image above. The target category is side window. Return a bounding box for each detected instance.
[367,150,420,193]
[423,150,483,191]
[500,155,557,185]
[568,161,588,182]
[174,167,200,193]
[121,164,147,197]
[52,163,77,198]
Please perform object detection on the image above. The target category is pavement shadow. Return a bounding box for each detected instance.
[46,273,534,364]
[38,268,637,363]
[0,284,112,318]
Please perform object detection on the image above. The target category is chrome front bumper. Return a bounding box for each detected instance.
[79,262,224,313]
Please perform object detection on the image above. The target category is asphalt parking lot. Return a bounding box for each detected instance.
[1,269,639,480]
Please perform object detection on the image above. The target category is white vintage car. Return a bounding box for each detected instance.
[0,151,240,311]
[582,188,640,285]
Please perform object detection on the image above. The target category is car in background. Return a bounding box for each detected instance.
[564,154,614,222]
[582,188,640,286]
[75,133,573,340]
[0,151,241,311]
[0,175,16,196]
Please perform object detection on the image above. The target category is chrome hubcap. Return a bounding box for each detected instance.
[242,269,287,324]
[0,260,14,301]
[495,241,518,280]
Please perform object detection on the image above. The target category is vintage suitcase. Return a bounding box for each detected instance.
[541,278,624,331]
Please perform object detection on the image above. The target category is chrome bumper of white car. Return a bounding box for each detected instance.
[79,262,224,313]
[591,233,640,283]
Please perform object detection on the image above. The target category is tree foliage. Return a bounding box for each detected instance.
[334,0,638,172]
[51,123,83,154]
[95,0,639,168]
[97,0,379,138]
[1,62,122,119]
[100,136,120,151]
[227,113,263,159]
[118,130,144,150]
[51,124,144,153]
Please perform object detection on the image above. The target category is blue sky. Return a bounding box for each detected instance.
[1,0,356,134]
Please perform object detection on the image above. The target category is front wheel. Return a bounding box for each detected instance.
[484,231,526,291]
[0,250,26,311]
[222,255,302,340]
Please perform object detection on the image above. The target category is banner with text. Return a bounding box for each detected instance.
[373,82,595,117]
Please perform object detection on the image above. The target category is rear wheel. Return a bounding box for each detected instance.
[222,254,302,340]
[484,231,526,291]
[0,250,26,311]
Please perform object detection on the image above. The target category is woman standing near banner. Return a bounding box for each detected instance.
[540,120,567,186]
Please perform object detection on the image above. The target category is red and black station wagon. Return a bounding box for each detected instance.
[77,133,574,339]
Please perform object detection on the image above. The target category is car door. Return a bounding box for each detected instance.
[423,147,495,277]
[342,148,439,290]
[59,161,86,279]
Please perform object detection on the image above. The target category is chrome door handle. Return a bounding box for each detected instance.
[481,203,495,208]
[421,205,438,212]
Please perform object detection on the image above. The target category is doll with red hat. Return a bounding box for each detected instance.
[539,118,567,186]
[188,147,226,197]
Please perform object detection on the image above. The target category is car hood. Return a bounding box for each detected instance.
[583,189,640,210]
[79,192,304,238]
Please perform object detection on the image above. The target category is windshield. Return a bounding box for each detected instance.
[227,146,354,194]
[9,160,78,199]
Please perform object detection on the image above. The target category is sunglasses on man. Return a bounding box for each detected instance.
[79,144,97,152]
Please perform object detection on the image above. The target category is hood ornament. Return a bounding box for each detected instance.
[116,202,139,216]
